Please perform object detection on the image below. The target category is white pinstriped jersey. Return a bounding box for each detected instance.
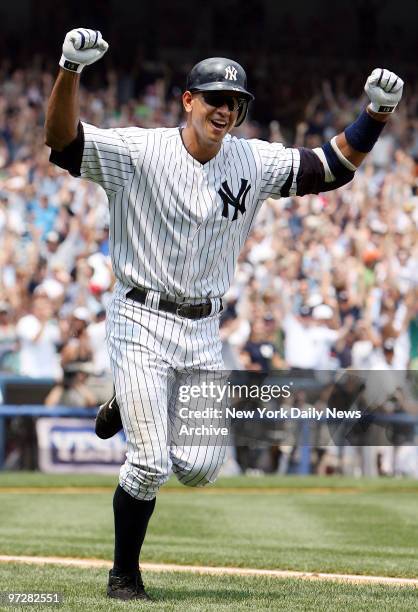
[49,115,328,501]
[80,123,299,298]
[52,122,324,299]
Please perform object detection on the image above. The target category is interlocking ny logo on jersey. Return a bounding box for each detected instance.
[218,179,251,221]
[224,65,237,81]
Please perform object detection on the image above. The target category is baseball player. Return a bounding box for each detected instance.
[45,28,403,601]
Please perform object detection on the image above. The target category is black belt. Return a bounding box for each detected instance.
[126,287,222,320]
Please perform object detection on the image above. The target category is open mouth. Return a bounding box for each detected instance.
[211,119,227,130]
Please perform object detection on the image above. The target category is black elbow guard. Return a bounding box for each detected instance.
[49,121,84,177]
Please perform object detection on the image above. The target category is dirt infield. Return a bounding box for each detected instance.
[0,555,417,587]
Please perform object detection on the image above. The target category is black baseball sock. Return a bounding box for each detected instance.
[112,484,156,576]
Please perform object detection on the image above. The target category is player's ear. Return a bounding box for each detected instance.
[182,91,193,113]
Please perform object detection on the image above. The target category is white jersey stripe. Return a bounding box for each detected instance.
[77,123,299,298]
[48,110,333,502]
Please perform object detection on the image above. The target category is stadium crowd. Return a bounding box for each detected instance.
[0,62,417,475]
[0,64,416,376]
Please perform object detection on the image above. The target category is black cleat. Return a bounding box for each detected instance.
[95,394,123,439]
[107,569,152,601]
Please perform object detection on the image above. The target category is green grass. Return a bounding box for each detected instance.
[0,564,417,612]
[1,474,418,609]
[1,471,418,491]
[0,474,418,577]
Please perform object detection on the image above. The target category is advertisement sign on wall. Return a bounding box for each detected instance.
[36,418,126,473]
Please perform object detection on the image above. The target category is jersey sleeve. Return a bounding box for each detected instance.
[254,140,326,200]
[49,121,140,194]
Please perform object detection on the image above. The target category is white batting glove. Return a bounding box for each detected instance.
[364,68,404,114]
[59,28,109,74]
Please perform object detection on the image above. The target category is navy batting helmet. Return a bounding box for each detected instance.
[186,57,254,127]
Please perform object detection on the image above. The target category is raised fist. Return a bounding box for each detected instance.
[364,68,403,114]
[60,28,109,74]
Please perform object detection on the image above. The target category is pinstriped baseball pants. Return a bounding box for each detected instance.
[106,282,227,500]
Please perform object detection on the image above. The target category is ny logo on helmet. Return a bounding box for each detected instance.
[218,178,251,221]
[224,66,237,81]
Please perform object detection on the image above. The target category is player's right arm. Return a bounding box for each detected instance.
[45,29,136,193]
[45,28,108,150]
[45,69,80,151]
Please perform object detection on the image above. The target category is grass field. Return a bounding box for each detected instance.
[0,473,418,610]
[2,564,418,611]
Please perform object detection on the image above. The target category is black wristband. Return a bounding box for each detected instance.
[344,109,386,153]
[59,54,84,74]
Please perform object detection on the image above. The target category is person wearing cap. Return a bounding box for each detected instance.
[283,302,352,370]
[45,28,404,601]
[311,304,353,369]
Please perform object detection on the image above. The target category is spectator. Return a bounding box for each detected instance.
[44,362,97,407]
[0,301,18,371]
[60,307,93,369]
[0,61,414,396]
[15,294,61,379]
[241,320,284,371]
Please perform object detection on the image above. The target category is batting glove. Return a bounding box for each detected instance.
[59,28,109,74]
[364,68,404,114]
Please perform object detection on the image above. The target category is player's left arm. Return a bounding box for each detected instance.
[297,68,404,195]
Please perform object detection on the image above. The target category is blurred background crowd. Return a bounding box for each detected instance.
[0,58,416,396]
[0,0,416,474]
